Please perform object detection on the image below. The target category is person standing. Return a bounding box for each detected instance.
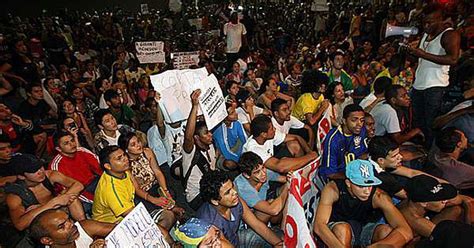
[224,12,247,72]
[408,3,461,148]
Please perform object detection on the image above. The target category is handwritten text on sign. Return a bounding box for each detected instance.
[105,203,170,248]
[135,41,165,64]
[199,74,227,130]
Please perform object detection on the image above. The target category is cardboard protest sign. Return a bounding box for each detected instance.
[135,41,165,64]
[150,67,208,123]
[105,203,170,248]
[171,51,200,69]
[198,74,227,130]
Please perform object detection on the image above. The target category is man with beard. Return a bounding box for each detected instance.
[318,104,368,183]
[29,208,114,248]
[314,160,412,247]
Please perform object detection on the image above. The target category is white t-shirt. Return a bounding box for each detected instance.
[237,106,264,124]
[370,101,401,136]
[223,22,247,53]
[242,131,286,163]
[182,145,216,202]
[271,116,305,134]
[359,93,377,109]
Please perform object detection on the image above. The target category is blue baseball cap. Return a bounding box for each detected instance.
[345,160,382,186]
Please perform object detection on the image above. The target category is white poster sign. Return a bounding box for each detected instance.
[198,74,227,130]
[171,51,200,70]
[150,68,209,123]
[135,41,165,64]
[105,203,170,248]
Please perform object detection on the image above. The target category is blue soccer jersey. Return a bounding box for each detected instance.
[318,126,368,181]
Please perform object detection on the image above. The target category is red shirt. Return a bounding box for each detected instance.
[49,147,102,202]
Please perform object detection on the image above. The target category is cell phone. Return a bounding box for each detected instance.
[68,122,77,130]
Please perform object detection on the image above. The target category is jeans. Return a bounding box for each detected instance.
[238,226,282,248]
[411,87,446,148]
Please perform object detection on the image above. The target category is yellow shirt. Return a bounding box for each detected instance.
[92,171,135,223]
[373,68,399,91]
[292,93,324,121]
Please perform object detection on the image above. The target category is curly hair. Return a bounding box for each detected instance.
[199,170,230,203]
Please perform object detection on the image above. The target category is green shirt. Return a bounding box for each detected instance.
[327,69,354,91]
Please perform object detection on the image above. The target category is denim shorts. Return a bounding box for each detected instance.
[328,220,382,246]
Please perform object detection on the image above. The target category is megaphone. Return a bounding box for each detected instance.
[385,24,419,38]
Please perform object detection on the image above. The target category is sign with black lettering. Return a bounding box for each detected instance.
[135,41,165,64]
[105,203,170,248]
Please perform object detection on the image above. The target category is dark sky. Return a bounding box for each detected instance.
[2,0,169,16]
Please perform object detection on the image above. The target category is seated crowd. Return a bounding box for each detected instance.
[0,1,473,248]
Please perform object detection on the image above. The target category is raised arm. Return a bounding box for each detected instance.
[183,90,201,153]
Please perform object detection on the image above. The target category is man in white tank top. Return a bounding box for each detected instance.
[407,3,460,148]
[29,208,115,248]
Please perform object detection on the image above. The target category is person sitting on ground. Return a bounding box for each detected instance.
[93,109,141,152]
[118,132,185,220]
[58,116,94,150]
[359,76,392,113]
[242,114,317,174]
[370,85,424,145]
[314,160,413,247]
[49,131,102,212]
[364,112,376,141]
[235,90,269,134]
[326,81,354,126]
[59,98,95,149]
[368,136,445,199]
[197,171,284,247]
[182,90,217,210]
[103,89,138,128]
[234,152,290,225]
[318,104,368,183]
[430,127,474,195]
[0,103,47,156]
[257,78,294,110]
[175,218,234,248]
[5,154,85,231]
[224,80,240,105]
[292,74,330,127]
[327,51,353,92]
[272,98,314,149]
[29,208,115,248]
[399,175,473,239]
[213,102,247,171]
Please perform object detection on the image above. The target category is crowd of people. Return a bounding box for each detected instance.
[0,0,473,247]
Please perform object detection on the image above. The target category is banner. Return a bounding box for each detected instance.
[135,41,165,64]
[171,51,200,69]
[198,74,227,130]
[140,4,149,15]
[284,158,321,248]
[105,203,170,248]
[150,67,209,123]
[316,108,331,153]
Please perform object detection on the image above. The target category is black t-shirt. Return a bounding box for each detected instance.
[17,99,51,126]
[374,170,404,197]
[0,161,13,177]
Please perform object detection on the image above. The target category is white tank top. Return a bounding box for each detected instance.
[413,28,453,90]
[45,222,93,248]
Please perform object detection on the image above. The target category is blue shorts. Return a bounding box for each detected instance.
[328,220,382,246]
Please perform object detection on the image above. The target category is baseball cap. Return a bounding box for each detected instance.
[174,218,212,247]
[10,154,45,175]
[416,220,474,248]
[405,175,457,203]
[345,159,382,186]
